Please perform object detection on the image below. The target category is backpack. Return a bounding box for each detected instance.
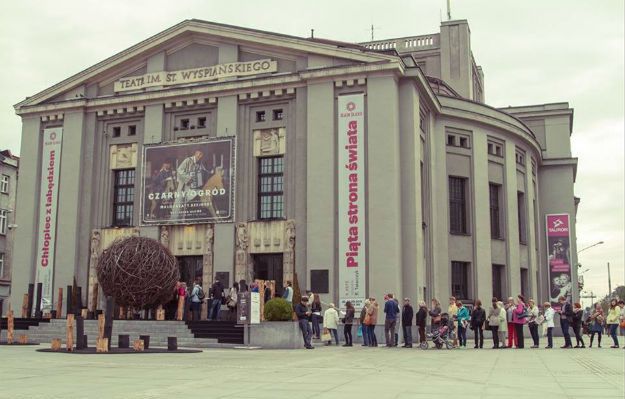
[195,286,206,301]
[518,305,529,319]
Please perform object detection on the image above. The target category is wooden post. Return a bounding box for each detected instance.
[21,294,29,318]
[132,339,144,352]
[18,335,28,344]
[104,297,114,350]
[66,314,74,351]
[56,288,63,318]
[7,310,15,344]
[96,337,108,353]
[51,338,62,351]
[176,295,184,321]
[156,305,165,321]
[118,306,126,320]
[97,314,105,340]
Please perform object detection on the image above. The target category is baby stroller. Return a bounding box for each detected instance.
[420,313,454,350]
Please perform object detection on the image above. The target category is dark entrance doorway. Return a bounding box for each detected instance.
[177,256,203,287]
[253,254,284,297]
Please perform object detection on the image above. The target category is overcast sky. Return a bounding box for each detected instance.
[1,0,623,304]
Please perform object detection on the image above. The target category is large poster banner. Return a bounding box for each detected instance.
[338,93,366,310]
[141,138,235,225]
[546,213,572,310]
[34,127,63,313]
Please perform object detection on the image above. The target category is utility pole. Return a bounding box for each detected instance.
[371,24,374,41]
[447,0,452,20]
[607,262,612,297]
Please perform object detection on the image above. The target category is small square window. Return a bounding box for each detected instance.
[310,270,329,294]
[488,143,494,155]
[459,137,469,148]
[197,117,207,128]
[112,127,121,137]
[256,111,266,122]
[272,109,283,121]
[180,119,190,130]
[496,146,502,157]
[447,135,456,146]
[128,125,136,136]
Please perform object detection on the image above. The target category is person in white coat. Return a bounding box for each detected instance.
[323,303,340,346]
[497,301,508,349]
[544,302,555,349]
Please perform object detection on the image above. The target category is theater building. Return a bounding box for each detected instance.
[10,18,579,317]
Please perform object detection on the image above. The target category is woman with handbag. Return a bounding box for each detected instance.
[366,298,379,347]
[497,301,508,348]
[512,294,527,349]
[226,282,239,320]
[527,299,540,348]
[543,302,555,348]
[456,301,470,347]
[429,298,442,332]
[360,300,370,346]
[506,297,517,348]
[606,299,621,348]
[588,303,604,348]
[343,301,355,346]
[415,301,428,345]
[572,302,586,348]
[323,303,340,345]
[488,299,500,349]
[471,299,486,349]
[311,294,323,340]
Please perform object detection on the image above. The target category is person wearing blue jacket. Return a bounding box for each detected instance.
[456,301,470,348]
[384,294,400,347]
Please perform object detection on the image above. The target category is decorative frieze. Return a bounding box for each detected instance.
[96,106,144,117]
[253,127,286,157]
[109,143,138,169]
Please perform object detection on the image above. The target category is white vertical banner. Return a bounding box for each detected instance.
[34,127,63,313]
[338,93,366,310]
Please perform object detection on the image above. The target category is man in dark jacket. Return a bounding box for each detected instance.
[384,294,400,347]
[415,302,428,344]
[295,297,314,349]
[402,298,414,348]
[209,277,225,321]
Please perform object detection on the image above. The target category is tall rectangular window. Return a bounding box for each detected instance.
[258,156,284,220]
[517,191,527,244]
[451,261,469,300]
[492,264,504,301]
[113,169,135,227]
[449,177,467,234]
[489,183,502,239]
[0,209,7,235]
[0,174,9,193]
[520,268,529,298]
[0,252,4,278]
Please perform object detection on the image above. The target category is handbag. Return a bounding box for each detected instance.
[357,325,363,337]
[485,320,491,330]
[620,320,625,329]
[364,313,372,326]
[433,315,441,324]
[321,328,332,342]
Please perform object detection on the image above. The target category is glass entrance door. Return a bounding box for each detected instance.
[177,256,203,287]
[253,254,284,296]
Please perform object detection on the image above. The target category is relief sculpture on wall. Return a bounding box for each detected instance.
[283,220,295,284]
[235,222,252,283]
[202,225,215,320]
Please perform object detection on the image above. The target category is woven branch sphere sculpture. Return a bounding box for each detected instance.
[96,236,180,308]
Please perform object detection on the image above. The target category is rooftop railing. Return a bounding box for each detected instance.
[360,33,440,52]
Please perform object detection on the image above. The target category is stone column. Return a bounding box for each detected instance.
[202,225,215,320]
[283,220,295,284]
[235,223,251,283]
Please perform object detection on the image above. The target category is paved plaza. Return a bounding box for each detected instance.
[1,338,623,399]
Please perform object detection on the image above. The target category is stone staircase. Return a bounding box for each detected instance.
[1,318,239,349]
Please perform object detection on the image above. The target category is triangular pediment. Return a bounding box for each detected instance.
[16,20,397,109]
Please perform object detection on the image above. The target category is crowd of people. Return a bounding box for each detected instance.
[294,292,625,350]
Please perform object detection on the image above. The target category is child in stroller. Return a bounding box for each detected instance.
[420,313,455,349]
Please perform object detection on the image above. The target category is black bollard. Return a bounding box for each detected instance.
[76,316,85,350]
[27,284,34,318]
[167,337,177,351]
[104,296,115,350]
[140,335,150,350]
[118,334,129,349]
[34,283,43,319]
[66,285,73,317]
[82,335,88,349]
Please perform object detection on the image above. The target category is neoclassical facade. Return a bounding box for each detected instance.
[10,19,578,316]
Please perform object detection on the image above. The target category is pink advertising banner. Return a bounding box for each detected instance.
[337,93,366,310]
[546,213,572,310]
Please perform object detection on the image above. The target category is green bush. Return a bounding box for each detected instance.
[264,298,293,321]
